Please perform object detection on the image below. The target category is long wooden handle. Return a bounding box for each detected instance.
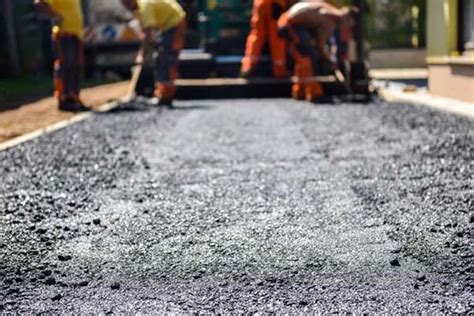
[127,64,142,99]
[334,69,352,94]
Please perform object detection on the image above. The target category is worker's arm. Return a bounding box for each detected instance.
[135,26,156,65]
[314,25,334,63]
[34,0,62,25]
[317,3,344,18]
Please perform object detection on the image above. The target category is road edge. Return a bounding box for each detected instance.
[378,88,474,119]
[2,89,472,152]
[0,100,122,152]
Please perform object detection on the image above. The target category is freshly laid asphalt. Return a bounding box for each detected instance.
[0,99,473,313]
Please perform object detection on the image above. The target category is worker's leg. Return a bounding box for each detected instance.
[289,45,310,100]
[154,20,186,103]
[267,0,288,78]
[241,0,269,76]
[289,26,324,101]
[53,34,85,110]
[74,39,84,101]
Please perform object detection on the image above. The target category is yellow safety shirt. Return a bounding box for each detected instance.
[43,0,84,38]
[137,0,186,32]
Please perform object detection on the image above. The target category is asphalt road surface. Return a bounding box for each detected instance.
[1,99,473,313]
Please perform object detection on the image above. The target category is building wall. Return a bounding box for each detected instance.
[464,0,474,52]
[429,63,474,103]
[370,49,426,69]
[427,0,457,57]
[426,0,474,103]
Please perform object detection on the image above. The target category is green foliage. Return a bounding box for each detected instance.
[0,75,52,104]
[0,76,118,105]
[14,1,45,73]
[366,0,426,49]
[0,10,7,75]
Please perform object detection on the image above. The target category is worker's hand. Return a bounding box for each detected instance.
[135,50,144,65]
[138,31,146,42]
[51,14,63,26]
[321,53,333,65]
[141,28,156,45]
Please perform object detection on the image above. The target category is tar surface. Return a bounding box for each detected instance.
[1,99,473,313]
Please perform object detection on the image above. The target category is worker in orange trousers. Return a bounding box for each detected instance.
[278,2,357,102]
[34,0,89,112]
[241,0,296,78]
[122,0,186,107]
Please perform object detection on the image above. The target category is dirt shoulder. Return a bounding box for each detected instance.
[0,81,129,144]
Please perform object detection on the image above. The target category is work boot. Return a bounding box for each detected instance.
[158,98,174,109]
[73,99,91,112]
[75,103,92,112]
[291,85,306,100]
[58,97,90,112]
[60,103,90,112]
[310,95,334,104]
[58,101,79,112]
[240,68,258,79]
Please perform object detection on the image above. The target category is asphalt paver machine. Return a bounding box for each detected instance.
[136,0,372,101]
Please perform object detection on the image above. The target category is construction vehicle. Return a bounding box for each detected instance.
[81,0,140,75]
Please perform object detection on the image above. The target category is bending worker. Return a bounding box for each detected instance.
[34,0,89,112]
[122,0,186,107]
[241,0,296,78]
[278,1,357,102]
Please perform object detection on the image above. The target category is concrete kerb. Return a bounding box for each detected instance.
[0,99,125,152]
[2,88,472,152]
[377,88,474,119]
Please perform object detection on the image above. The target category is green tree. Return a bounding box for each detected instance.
[2,0,21,76]
[366,0,426,49]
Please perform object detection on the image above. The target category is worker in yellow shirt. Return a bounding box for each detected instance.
[122,0,186,108]
[34,0,89,112]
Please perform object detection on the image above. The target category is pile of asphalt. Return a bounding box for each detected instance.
[0,99,472,313]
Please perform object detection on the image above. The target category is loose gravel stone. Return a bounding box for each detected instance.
[44,277,56,285]
[110,283,120,290]
[416,275,427,282]
[51,294,62,301]
[0,99,472,313]
[389,258,401,267]
[58,255,72,262]
[77,280,89,287]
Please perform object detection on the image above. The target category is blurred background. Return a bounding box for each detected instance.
[0,0,473,109]
[0,0,431,76]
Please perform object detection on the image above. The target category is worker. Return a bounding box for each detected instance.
[240,0,296,79]
[121,0,186,108]
[302,0,352,74]
[277,2,357,102]
[34,0,89,112]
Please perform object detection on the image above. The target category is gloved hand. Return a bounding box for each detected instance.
[51,14,63,26]
[278,26,289,39]
[271,3,283,20]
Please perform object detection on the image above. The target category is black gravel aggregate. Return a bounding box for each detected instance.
[0,99,473,313]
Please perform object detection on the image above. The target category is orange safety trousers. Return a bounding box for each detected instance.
[241,0,290,78]
[154,19,186,101]
[278,13,323,101]
[53,33,83,104]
